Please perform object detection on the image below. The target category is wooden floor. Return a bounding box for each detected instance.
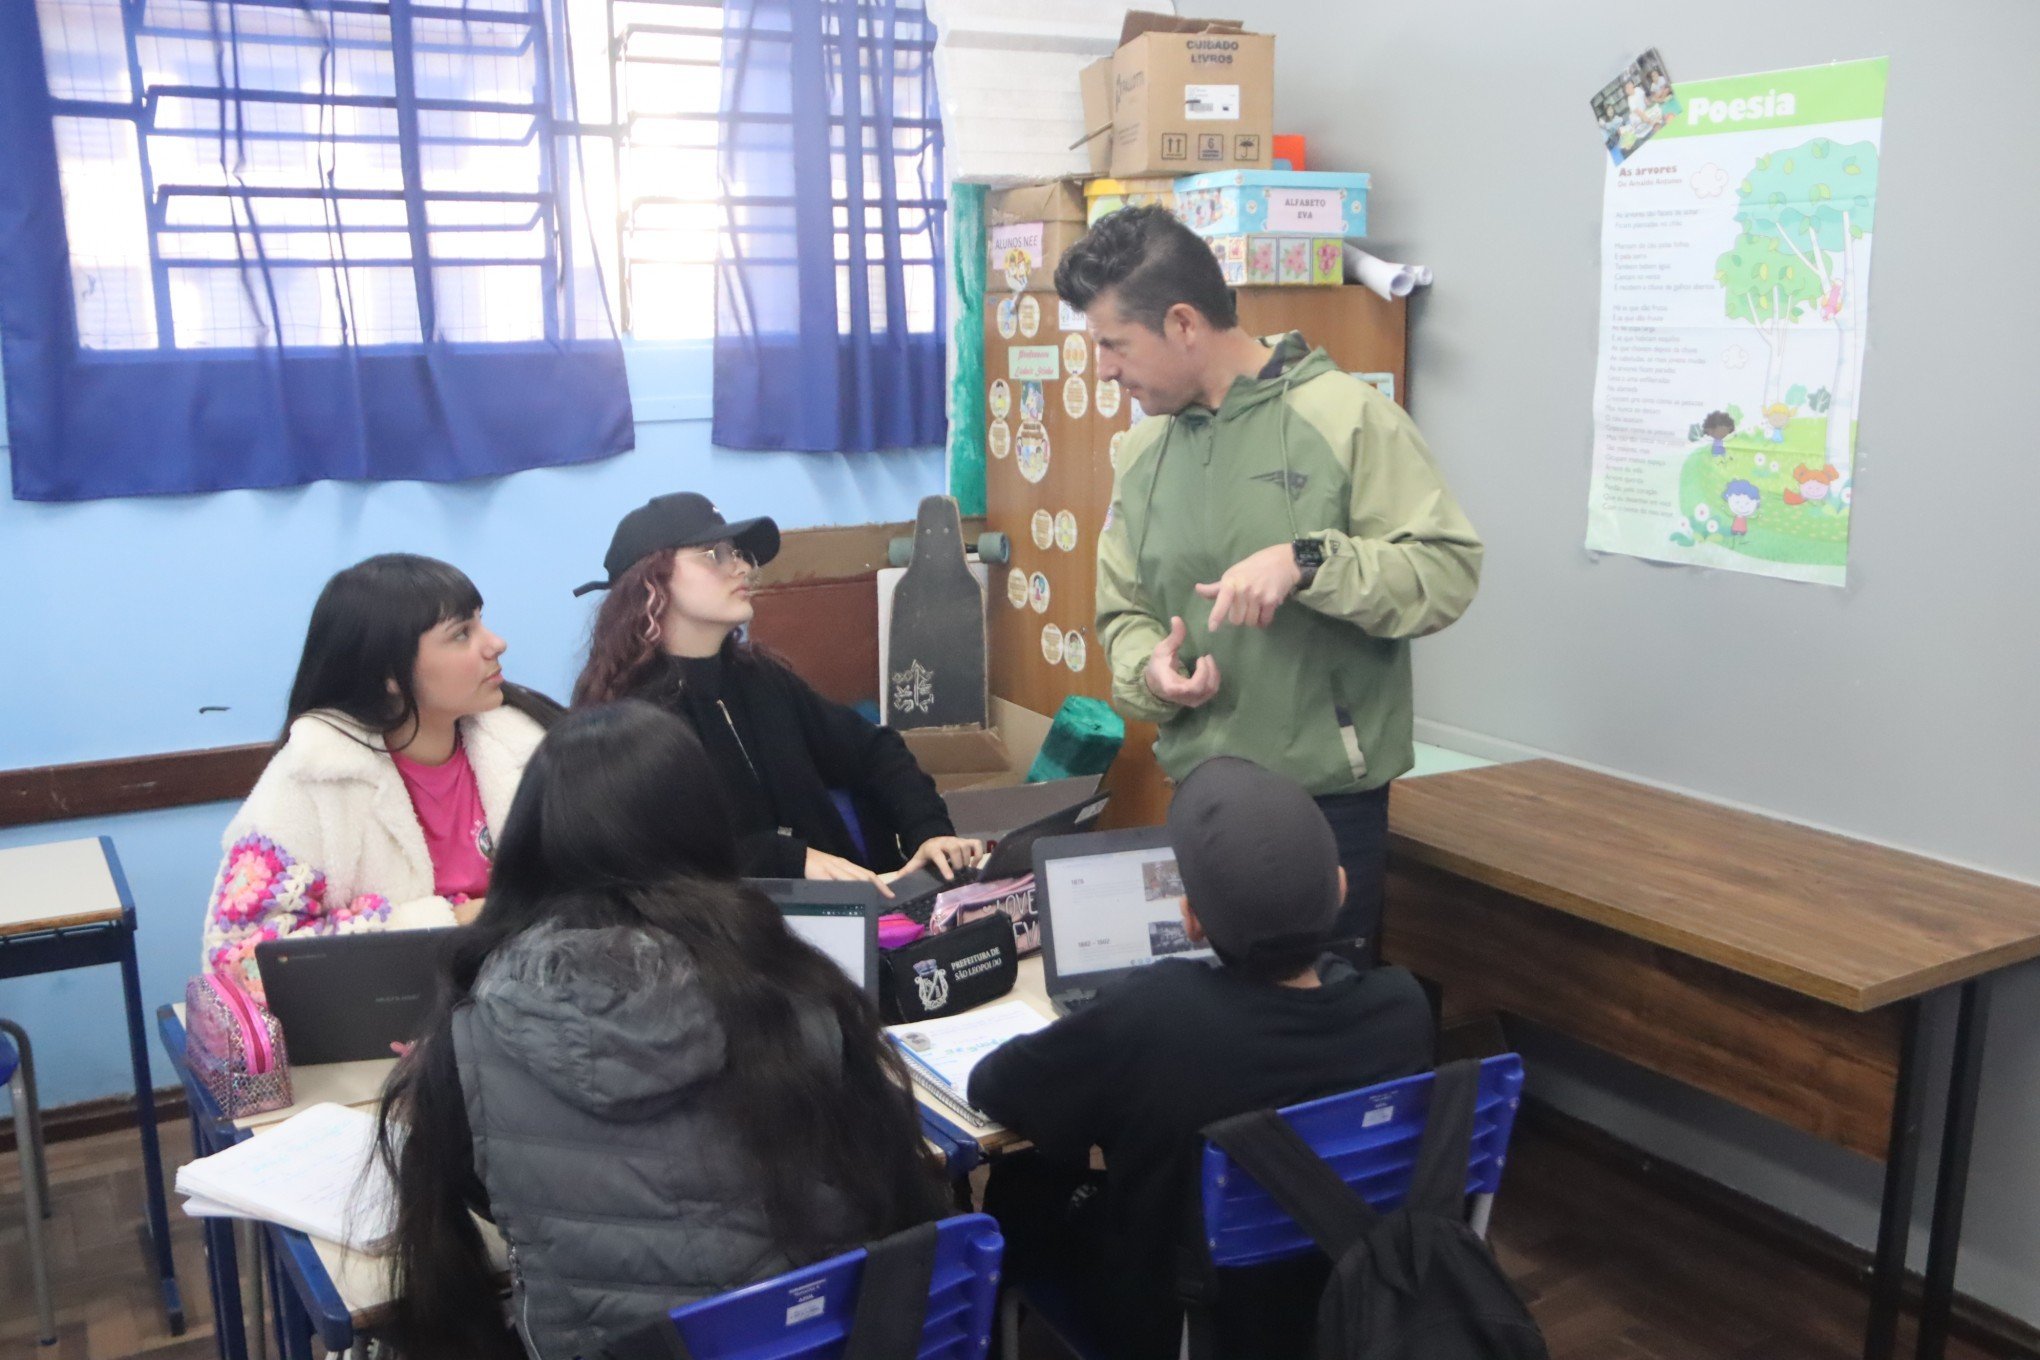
[0,1111,2020,1360]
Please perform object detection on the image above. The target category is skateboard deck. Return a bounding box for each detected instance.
[886,495,988,730]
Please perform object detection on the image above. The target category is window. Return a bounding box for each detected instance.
[36,0,613,353]
[32,0,943,350]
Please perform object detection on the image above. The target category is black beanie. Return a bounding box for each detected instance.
[1165,756,1342,962]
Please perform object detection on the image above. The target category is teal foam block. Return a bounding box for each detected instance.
[1026,696,1125,782]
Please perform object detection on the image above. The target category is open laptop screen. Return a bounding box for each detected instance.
[1043,841,1215,981]
[752,879,882,999]
[783,904,870,988]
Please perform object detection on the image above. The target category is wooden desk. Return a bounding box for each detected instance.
[1,837,184,1335]
[1383,760,2040,1360]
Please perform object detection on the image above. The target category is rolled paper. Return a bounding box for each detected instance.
[1343,246,1417,301]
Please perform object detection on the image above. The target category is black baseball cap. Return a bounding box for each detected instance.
[574,493,781,597]
[1165,756,1343,962]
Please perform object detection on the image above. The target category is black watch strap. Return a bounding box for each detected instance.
[1292,536,1326,590]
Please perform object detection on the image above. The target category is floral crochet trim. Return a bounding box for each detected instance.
[204,834,391,993]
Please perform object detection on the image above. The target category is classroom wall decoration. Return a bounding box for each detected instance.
[1586,59,1886,587]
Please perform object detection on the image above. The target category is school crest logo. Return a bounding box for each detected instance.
[913,958,950,1011]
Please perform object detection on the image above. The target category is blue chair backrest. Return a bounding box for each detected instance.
[1199,1055,1525,1269]
[0,1031,16,1086]
[665,1213,1003,1359]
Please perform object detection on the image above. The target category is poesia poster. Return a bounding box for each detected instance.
[1586,59,1887,587]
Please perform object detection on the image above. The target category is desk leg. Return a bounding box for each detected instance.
[206,1216,250,1360]
[118,926,185,1334]
[1916,979,1992,1360]
[1865,998,1929,1360]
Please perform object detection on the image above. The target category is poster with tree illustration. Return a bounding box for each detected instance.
[1586,59,1886,587]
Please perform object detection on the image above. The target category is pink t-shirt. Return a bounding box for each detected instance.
[391,741,493,902]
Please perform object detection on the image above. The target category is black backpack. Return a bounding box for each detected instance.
[1181,1060,1549,1360]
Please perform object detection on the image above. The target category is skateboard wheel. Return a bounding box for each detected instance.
[887,536,914,568]
[975,532,1011,565]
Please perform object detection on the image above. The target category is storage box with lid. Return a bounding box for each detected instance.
[1173,168,1370,239]
[1081,176,1181,226]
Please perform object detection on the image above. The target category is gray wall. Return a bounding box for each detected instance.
[1229,0,2040,1325]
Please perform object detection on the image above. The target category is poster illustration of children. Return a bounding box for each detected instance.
[1723,480,1760,544]
[1703,411,1735,458]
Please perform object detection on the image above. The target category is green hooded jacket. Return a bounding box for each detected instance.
[1095,333,1483,795]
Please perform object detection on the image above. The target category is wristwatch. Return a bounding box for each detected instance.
[1291,536,1326,590]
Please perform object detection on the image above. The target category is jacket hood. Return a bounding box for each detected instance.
[468,924,728,1120]
[1200,332,1339,423]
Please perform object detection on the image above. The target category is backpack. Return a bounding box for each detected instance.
[1181,1060,1549,1360]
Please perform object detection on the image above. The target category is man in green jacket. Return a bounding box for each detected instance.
[1057,206,1484,960]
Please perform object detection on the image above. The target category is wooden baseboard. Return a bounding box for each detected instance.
[0,1086,187,1155]
[1521,1096,2040,1359]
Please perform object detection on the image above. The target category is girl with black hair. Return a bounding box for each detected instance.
[201,555,559,994]
[375,699,942,1360]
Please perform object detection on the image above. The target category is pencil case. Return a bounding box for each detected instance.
[185,971,293,1120]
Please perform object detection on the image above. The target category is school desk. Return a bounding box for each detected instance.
[1382,758,2040,1360]
[0,837,184,1333]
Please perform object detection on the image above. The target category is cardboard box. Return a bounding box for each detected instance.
[1095,12,1273,179]
[1078,57,1115,175]
[1208,234,1345,287]
[1082,176,1181,226]
[900,698,1053,794]
[986,182,1088,293]
[1174,169,1370,238]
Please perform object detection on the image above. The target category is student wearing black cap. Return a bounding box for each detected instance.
[571,493,981,888]
[969,756,1435,1359]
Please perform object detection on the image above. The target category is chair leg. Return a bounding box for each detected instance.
[999,1289,1023,1360]
[1,1019,51,1215]
[10,1065,58,1344]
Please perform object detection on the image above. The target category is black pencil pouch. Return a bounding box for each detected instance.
[880,916,1017,1022]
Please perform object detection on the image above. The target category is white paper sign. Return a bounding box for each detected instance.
[1184,84,1240,121]
[1008,346,1060,381]
[1059,300,1087,331]
[989,221,1044,264]
[1265,189,1343,234]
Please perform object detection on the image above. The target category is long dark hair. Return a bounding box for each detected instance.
[285,553,559,749]
[375,700,941,1359]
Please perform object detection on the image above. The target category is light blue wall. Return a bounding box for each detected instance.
[0,343,946,1107]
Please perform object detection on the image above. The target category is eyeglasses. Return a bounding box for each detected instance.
[689,543,758,573]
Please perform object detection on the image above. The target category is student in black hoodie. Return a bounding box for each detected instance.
[571,493,981,888]
[969,756,1435,1358]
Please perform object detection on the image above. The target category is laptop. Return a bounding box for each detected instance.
[941,775,1104,843]
[1033,826,1216,1015]
[887,787,1114,922]
[752,879,882,1000]
[254,930,445,1066]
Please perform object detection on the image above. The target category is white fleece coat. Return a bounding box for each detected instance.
[201,706,545,995]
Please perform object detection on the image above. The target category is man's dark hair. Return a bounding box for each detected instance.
[1053,204,1238,332]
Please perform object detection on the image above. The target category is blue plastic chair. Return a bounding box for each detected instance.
[3,1019,56,1345]
[660,1213,1003,1359]
[1202,1053,1525,1264]
[1002,1056,1526,1359]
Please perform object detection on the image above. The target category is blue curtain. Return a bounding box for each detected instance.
[713,0,945,453]
[0,0,633,502]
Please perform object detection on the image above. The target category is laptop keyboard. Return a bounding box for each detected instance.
[890,867,981,926]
